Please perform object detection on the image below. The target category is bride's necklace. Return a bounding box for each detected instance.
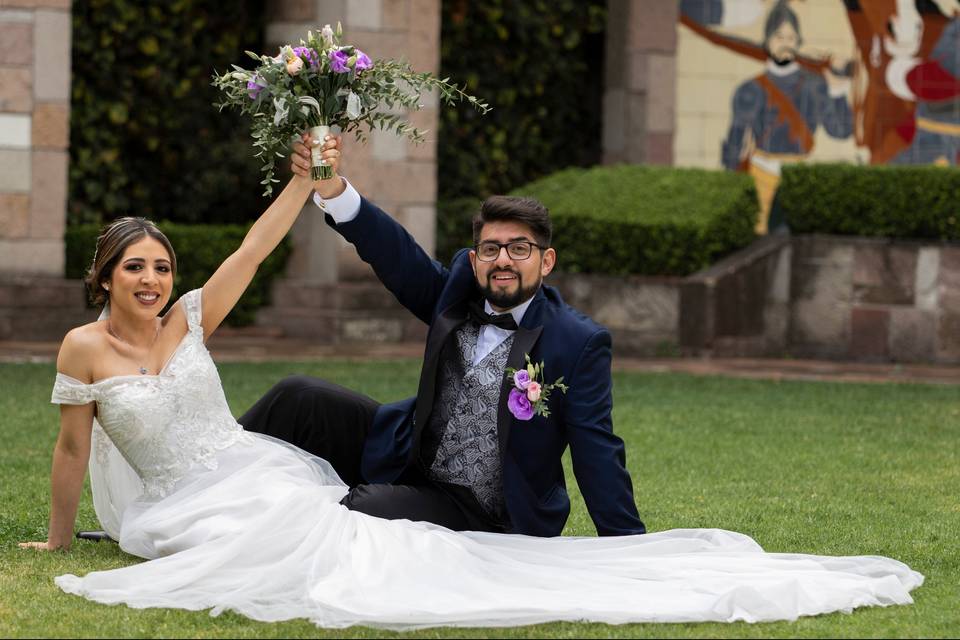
[107,319,160,375]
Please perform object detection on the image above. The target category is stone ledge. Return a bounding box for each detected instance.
[0,275,94,340]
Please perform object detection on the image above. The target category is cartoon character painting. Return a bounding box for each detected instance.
[679,0,960,233]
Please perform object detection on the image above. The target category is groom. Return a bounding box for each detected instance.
[239,136,645,537]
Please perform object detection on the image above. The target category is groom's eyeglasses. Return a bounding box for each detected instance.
[475,241,545,262]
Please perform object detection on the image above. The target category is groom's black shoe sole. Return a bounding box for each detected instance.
[76,531,116,543]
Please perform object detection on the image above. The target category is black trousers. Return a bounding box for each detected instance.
[238,375,502,533]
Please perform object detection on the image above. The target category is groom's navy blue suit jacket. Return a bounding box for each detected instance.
[327,197,645,537]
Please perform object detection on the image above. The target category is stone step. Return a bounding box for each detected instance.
[0,276,89,308]
[0,276,95,340]
[256,307,427,343]
[0,306,99,341]
[270,279,402,311]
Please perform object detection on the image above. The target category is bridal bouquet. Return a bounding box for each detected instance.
[214,23,489,195]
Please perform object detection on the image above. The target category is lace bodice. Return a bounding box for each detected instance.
[51,289,252,498]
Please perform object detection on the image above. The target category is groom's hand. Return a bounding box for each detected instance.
[291,132,345,199]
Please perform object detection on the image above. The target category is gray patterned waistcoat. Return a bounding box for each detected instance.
[421,322,514,521]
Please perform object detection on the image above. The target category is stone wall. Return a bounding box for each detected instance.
[257,233,960,364]
[680,234,792,357]
[680,234,960,364]
[549,273,681,356]
[0,0,71,276]
[789,236,959,363]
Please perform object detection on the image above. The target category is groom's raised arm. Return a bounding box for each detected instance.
[291,138,449,325]
[320,186,449,325]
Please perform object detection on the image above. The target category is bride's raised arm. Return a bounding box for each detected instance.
[197,134,344,340]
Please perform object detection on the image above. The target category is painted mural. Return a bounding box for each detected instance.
[676,0,960,233]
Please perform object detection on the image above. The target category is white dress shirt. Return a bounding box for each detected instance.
[313,178,361,223]
[313,179,535,365]
[472,298,533,365]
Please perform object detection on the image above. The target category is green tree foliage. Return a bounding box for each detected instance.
[69,0,267,225]
[437,0,606,201]
[780,164,960,240]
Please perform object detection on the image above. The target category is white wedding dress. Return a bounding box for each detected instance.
[50,290,922,629]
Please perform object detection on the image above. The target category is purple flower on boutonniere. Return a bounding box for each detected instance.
[513,369,531,390]
[507,388,535,421]
[506,354,569,421]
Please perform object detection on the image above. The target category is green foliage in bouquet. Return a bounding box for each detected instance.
[65,223,289,326]
[779,164,960,240]
[69,0,267,226]
[214,23,490,195]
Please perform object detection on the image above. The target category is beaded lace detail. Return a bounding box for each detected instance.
[51,289,253,499]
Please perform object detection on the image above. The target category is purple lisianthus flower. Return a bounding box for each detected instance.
[513,369,531,391]
[354,50,373,71]
[293,46,320,70]
[246,75,266,100]
[329,49,350,73]
[507,388,535,421]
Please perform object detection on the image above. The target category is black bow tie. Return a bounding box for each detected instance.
[468,299,518,331]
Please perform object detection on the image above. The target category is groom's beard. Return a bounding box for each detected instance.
[480,268,540,309]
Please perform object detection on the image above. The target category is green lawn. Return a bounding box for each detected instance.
[1,361,958,638]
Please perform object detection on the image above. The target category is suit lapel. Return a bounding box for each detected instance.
[496,293,546,458]
[411,302,467,463]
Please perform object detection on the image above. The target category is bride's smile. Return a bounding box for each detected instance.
[103,237,174,321]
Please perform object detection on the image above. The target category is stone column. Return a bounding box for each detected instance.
[603,0,677,165]
[265,0,440,283]
[0,0,71,275]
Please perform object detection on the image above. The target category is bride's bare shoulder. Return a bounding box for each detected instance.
[57,322,107,382]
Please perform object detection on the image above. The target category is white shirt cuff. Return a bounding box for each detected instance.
[313,177,361,224]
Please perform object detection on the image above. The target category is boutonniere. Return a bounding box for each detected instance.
[506,355,569,420]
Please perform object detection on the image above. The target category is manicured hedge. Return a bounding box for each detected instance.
[780,164,960,240]
[65,224,289,326]
[515,165,757,276]
[436,165,758,276]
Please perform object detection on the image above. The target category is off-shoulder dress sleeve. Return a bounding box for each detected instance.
[51,373,97,405]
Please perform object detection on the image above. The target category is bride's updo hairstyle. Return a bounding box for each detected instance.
[85,217,177,307]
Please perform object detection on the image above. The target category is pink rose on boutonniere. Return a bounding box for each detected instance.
[507,388,535,421]
[526,381,541,402]
[505,354,569,421]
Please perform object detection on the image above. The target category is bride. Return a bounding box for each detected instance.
[20,136,922,630]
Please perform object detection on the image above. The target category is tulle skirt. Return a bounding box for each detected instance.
[56,434,923,629]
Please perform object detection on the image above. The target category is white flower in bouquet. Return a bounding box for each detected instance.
[214,22,490,194]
